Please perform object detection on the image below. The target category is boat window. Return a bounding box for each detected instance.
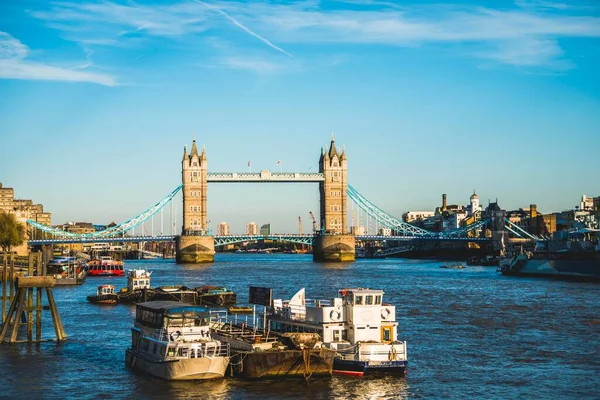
[382,327,391,342]
[153,343,157,354]
[342,330,348,341]
[167,347,175,357]
[375,295,382,305]
[178,348,188,358]
[355,295,363,305]
[333,330,341,342]
[365,295,373,305]
[191,348,196,358]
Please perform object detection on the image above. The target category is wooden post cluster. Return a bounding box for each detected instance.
[0,252,66,344]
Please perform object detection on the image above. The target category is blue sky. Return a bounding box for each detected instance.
[1,0,599,234]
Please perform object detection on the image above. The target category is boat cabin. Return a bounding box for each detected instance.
[131,301,227,362]
[270,288,399,345]
[97,285,115,295]
[128,269,151,291]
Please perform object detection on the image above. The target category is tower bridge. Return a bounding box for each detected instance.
[177,135,353,262]
[26,135,522,263]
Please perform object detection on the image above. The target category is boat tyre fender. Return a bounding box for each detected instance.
[170,331,181,341]
[216,297,224,306]
[330,310,341,321]
[381,308,391,319]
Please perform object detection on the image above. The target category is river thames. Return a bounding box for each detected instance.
[1,254,598,399]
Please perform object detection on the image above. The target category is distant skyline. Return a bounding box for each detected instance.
[1,0,599,233]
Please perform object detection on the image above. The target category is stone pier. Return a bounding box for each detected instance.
[175,235,215,264]
[313,234,356,262]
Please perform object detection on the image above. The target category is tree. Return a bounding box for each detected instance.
[0,212,25,253]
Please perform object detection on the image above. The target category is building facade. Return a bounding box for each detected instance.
[260,223,271,235]
[0,182,52,255]
[217,222,230,236]
[246,222,259,235]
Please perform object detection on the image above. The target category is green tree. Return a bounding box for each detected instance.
[0,212,25,253]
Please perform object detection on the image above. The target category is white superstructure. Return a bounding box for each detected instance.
[269,288,407,376]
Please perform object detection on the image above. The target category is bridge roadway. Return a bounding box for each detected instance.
[207,172,324,183]
[28,234,491,246]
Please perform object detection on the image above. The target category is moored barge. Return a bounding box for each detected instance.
[209,312,335,379]
[125,301,230,380]
[269,288,408,377]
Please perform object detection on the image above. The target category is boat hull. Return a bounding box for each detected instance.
[87,294,118,304]
[501,258,600,281]
[333,358,407,377]
[231,348,335,379]
[197,293,237,307]
[125,349,229,380]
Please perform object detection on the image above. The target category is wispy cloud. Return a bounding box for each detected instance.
[194,0,292,57]
[211,56,287,73]
[27,1,600,70]
[0,31,117,86]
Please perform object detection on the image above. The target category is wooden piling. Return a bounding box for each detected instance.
[36,253,42,341]
[1,254,7,324]
[46,288,66,341]
[0,255,66,344]
[27,253,33,342]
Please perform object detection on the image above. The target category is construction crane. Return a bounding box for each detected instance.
[309,211,318,233]
[298,216,303,235]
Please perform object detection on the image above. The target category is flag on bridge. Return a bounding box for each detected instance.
[276,160,282,165]
[248,161,251,167]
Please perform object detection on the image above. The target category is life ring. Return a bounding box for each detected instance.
[381,308,391,320]
[170,331,181,341]
[329,310,341,321]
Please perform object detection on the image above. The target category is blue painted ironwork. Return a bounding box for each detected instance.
[346,185,433,236]
[27,185,182,239]
[441,218,490,237]
[26,183,495,245]
[504,219,540,240]
[214,234,314,246]
[208,172,324,183]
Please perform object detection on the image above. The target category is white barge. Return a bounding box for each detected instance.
[269,288,408,376]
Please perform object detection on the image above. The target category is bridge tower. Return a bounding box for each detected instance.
[176,138,215,263]
[313,135,355,262]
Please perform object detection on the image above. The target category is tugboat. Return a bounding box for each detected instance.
[269,288,408,376]
[118,269,153,304]
[87,285,119,304]
[125,301,230,380]
[195,285,237,307]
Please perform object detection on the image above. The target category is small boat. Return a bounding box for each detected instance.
[87,285,119,304]
[440,264,466,269]
[46,257,88,285]
[195,285,237,307]
[125,301,230,380]
[88,256,125,277]
[118,269,153,304]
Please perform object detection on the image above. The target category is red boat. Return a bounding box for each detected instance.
[88,256,125,277]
